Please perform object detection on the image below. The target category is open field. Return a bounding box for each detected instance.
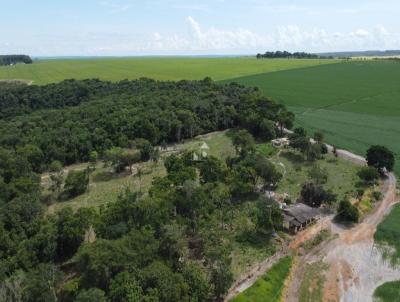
[231,256,293,302]
[0,57,337,85]
[226,60,400,175]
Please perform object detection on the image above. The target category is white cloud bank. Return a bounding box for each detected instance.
[8,17,400,56]
[147,17,399,53]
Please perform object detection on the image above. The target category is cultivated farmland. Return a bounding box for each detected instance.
[227,60,400,175]
[0,57,336,85]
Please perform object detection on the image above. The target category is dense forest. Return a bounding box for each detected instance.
[0,78,295,301]
[256,51,332,59]
[0,55,33,66]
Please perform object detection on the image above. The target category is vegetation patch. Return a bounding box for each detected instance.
[301,229,332,252]
[373,280,400,302]
[231,256,293,302]
[375,204,400,265]
[298,261,329,302]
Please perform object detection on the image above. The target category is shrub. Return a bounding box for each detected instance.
[63,170,89,198]
[358,166,380,185]
[336,199,359,223]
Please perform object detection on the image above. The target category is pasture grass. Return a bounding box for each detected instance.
[231,256,293,302]
[226,60,400,176]
[373,280,400,302]
[0,57,337,85]
[374,204,400,265]
[272,151,360,202]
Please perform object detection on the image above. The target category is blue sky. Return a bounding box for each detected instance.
[1,0,400,56]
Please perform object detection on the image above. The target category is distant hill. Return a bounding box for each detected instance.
[318,50,400,58]
[0,54,33,66]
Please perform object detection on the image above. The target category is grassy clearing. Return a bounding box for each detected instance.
[231,256,293,302]
[46,131,235,213]
[374,204,400,265]
[298,261,329,302]
[226,60,400,176]
[0,57,337,85]
[373,280,400,302]
[272,151,360,202]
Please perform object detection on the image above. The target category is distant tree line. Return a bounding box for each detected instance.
[256,51,332,59]
[0,54,33,66]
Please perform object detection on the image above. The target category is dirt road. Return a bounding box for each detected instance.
[285,173,398,302]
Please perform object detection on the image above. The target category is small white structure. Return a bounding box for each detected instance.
[272,137,289,148]
[200,142,209,158]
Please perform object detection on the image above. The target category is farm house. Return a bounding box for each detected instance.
[282,203,320,234]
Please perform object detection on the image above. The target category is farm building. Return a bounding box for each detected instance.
[282,203,320,234]
[272,137,289,148]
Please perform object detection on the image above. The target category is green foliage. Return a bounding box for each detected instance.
[373,280,400,302]
[23,263,63,302]
[358,166,380,185]
[254,197,283,234]
[75,288,107,302]
[336,199,359,223]
[308,164,328,184]
[63,170,89,198]
[0,55,32,66]
[300,182,337,207]
[233,130,256,158]
[366,145,395,172]
[375,205,400,264]
[232,256,292,302]
[108,271,143,302]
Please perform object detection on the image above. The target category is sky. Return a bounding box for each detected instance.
[1,0,400,56]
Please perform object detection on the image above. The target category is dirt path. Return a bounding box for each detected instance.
[285,173,398,302]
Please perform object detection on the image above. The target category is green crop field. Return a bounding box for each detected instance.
[226,60,400,175]
[0,57,336,85]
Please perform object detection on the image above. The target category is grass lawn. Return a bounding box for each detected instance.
[272,151,360,202]
[225,60,400,176]
[373,280,400,302]
[374,204,400,265]
[231,256,293,302]
[0,57,337,85]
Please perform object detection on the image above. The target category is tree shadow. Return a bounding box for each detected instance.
[92,170,130,182]
[280,151,305,164]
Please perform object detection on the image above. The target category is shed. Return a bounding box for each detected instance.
[283,203,320,234]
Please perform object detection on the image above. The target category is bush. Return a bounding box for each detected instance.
[372,191,383,202]
[358,166,380,185]
[63,170,89,198]
[366,145,395,171]
[336,199,359,223]
[300,182,336,207]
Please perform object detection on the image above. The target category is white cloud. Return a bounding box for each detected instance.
[8,17,400,56]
